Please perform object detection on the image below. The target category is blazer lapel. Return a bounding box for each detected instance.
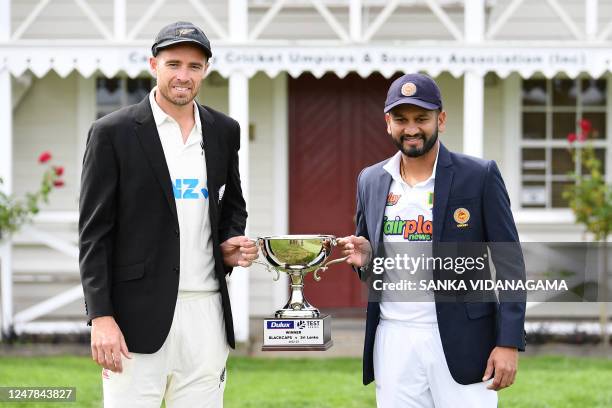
[134,97,178,224]
[432,143,454,242]
[371,168,393,252]
[199,105,219,228]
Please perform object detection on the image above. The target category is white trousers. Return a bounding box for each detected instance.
[374,319,498,408]
[102,291,229,408]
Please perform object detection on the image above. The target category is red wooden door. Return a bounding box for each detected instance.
[289,73,398,311]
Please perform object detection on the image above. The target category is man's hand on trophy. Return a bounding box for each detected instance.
[336,235,372,267]
[221,236,259,267]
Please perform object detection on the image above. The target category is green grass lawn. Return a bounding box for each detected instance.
[0,355,610,407]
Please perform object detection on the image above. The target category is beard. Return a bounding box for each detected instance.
[393,128,439,158]
[158,82,197,106]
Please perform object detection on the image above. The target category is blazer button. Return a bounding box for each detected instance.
[173,266,180,274]
[174,229,179,237]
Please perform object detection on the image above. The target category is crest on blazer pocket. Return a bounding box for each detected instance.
[453,207,470,228]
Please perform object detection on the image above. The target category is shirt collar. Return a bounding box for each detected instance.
[149,86,201,132]
[383,141,440,187]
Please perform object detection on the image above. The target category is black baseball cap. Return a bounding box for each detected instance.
[152,21,212,59]
[384,73,442,113]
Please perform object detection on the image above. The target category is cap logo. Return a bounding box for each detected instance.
[401,82,417,97]
[178,28,195,36]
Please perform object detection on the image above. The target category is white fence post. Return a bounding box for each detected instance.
[0,0,14,341]
[462,0,485,158]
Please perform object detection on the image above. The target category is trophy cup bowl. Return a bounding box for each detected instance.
[255,234,348,351]
[256,234,348,319]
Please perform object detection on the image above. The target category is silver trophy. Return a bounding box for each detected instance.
[254,234,347,350]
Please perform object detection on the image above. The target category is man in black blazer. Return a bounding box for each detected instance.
[338,73,525,407]
[79,21,257,407]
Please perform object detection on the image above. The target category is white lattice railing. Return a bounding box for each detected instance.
[1,211,86,338]
[6,0,612,43]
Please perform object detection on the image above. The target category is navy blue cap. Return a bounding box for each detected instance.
[384,73,442,113]
[152,21,212,59]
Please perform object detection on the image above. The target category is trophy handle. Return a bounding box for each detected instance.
[312,255,349,282]
[252,260,281,281]
[251,238,281,281]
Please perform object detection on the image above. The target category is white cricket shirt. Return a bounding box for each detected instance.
[380,146,439,323]
[149,88,218,292]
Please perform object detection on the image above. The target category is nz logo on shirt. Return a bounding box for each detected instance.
[173,179,209,200]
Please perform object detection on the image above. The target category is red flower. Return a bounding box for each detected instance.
[54,166,64,176]
[53,180,64,187]
[579,119,592,134]
[567,133,577,143]
[38,151,52,163]
[577,132,588,142]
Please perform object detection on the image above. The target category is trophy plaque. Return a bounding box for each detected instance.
[255,235,347,351]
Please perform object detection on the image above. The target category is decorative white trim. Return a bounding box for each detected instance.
[1,44,611,80]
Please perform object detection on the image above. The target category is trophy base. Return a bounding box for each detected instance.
[262,315,332,351]
[275,309,320,319]
[275,299,320,318]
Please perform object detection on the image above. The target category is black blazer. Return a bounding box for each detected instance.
[356,143,526,385]
[79,96,247,352]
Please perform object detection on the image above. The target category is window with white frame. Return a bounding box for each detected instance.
[520,78,607,209]
[96,77,154,119]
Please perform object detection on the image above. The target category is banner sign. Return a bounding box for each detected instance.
[1,44,610,78]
